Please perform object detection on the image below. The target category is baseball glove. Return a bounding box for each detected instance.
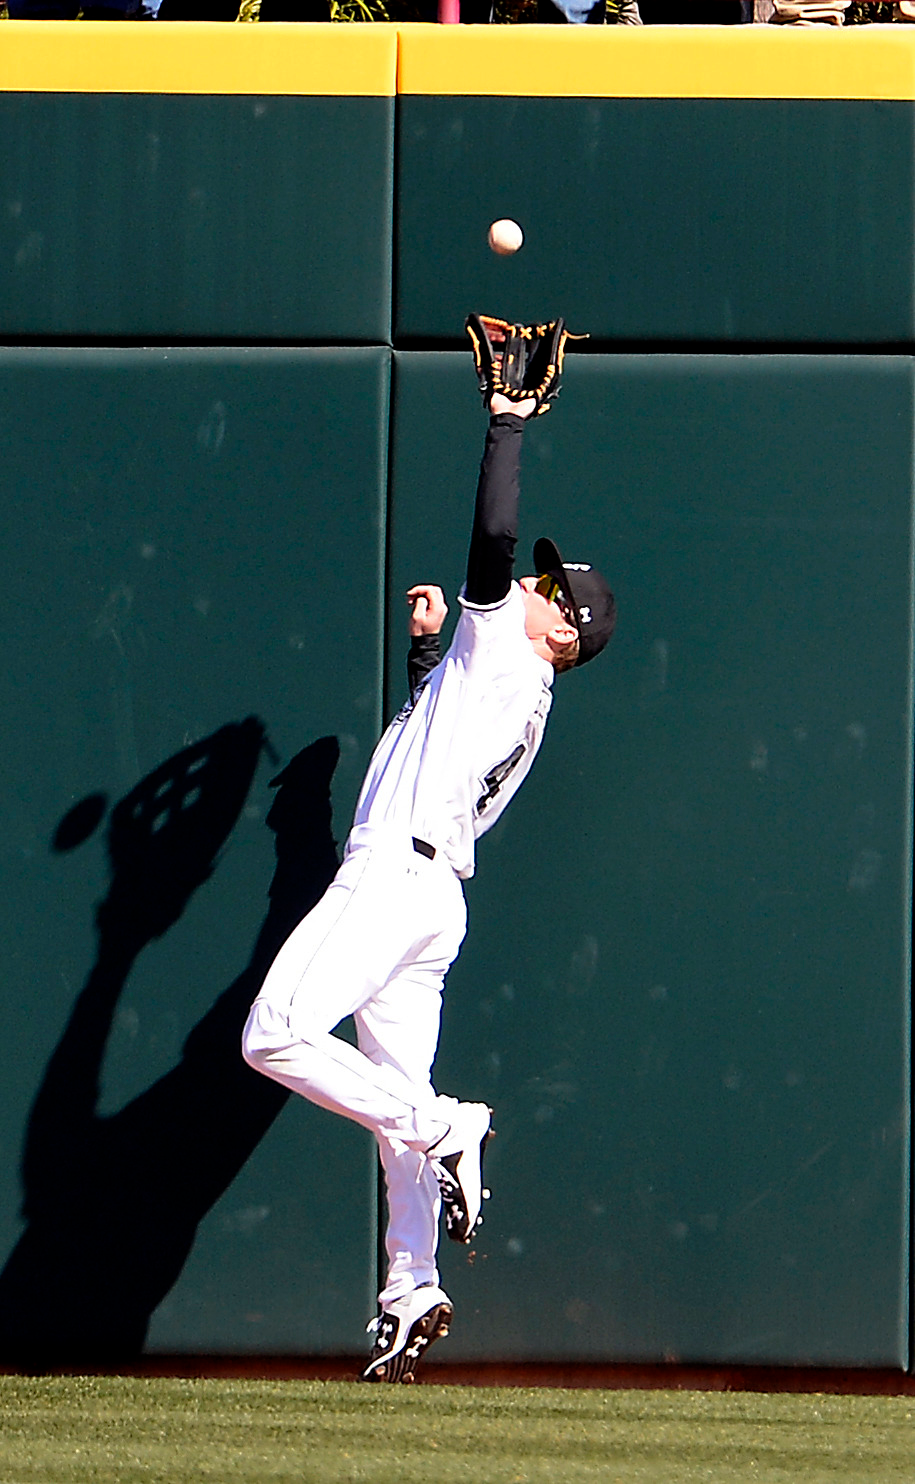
[465,313,587,416]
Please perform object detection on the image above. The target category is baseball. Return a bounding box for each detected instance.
[487,218,524,256]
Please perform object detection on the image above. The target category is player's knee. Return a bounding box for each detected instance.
[241,1001,322,1074]
[241,1003,275,1073]
[240,1029,262,1073]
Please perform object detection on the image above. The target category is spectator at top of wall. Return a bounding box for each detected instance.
[6,0,157,15]
[537,0,638,26]
[767,1,915,19]
[540,2,753,29]
[637,1,744,18]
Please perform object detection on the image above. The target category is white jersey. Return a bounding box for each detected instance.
[352,583,554,879]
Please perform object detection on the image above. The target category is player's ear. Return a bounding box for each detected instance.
[546,621,578,654]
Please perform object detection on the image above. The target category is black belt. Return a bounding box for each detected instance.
[412,836,436,860]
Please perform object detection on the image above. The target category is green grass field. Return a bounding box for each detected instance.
[2,1376,914,1483]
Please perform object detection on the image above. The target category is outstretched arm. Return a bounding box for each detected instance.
[465,395,536,608]
[406,584,448,697]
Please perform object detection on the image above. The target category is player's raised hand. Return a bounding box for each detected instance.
[407,585,448,636]
[490,392,536,419]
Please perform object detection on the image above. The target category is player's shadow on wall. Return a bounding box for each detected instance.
[0,720,340,1367]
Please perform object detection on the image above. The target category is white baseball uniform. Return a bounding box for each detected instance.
[243,581,552,1303]
[243,412,557,1305]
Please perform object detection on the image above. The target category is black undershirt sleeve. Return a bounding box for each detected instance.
[464,412,526,607]
[405,413,525,696]
[407,633,441,698]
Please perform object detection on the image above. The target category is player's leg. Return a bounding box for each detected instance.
[355,939,456,1383]
[354,877,492,1382]
[243,997,448,1145]
[357,991,456,1383]
[354,858,492,1256]
[355,963,453,1304]
[242,838,463,1150]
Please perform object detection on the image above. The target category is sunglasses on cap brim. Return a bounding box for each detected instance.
[534,573,576,627]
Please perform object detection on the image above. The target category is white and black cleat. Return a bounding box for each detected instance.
[428,1102,494,1245]
[360,1285,453,1384]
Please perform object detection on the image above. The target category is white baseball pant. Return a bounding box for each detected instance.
[242,825,467,1305]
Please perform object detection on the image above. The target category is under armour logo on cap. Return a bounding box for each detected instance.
[533,537,616,666]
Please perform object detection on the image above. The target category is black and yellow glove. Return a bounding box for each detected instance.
[465,313,587,416]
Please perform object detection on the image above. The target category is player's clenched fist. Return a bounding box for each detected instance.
[407,585,448,637]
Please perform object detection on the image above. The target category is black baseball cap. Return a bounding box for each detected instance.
[533,537,616,667]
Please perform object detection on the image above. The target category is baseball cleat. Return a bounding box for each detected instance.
[360,1285,453,1384]
[428,1102,494,1244]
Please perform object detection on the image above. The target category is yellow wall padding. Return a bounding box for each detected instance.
[0,20,398,95]
[2,21,915,101]
[396,24,915,100]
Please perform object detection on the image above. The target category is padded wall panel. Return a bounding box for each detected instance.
[389,350,912,1364]
[0,347,389,1359]
[0,92,394,341]
[395,93,914,345]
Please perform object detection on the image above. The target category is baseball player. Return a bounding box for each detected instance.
[242,315,615,1382]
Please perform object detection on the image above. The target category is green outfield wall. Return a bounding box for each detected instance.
[0,24,912,1370]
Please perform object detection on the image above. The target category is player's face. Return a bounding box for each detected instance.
[519,575,576,643]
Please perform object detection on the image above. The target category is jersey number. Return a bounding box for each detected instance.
[476,744,525,815]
